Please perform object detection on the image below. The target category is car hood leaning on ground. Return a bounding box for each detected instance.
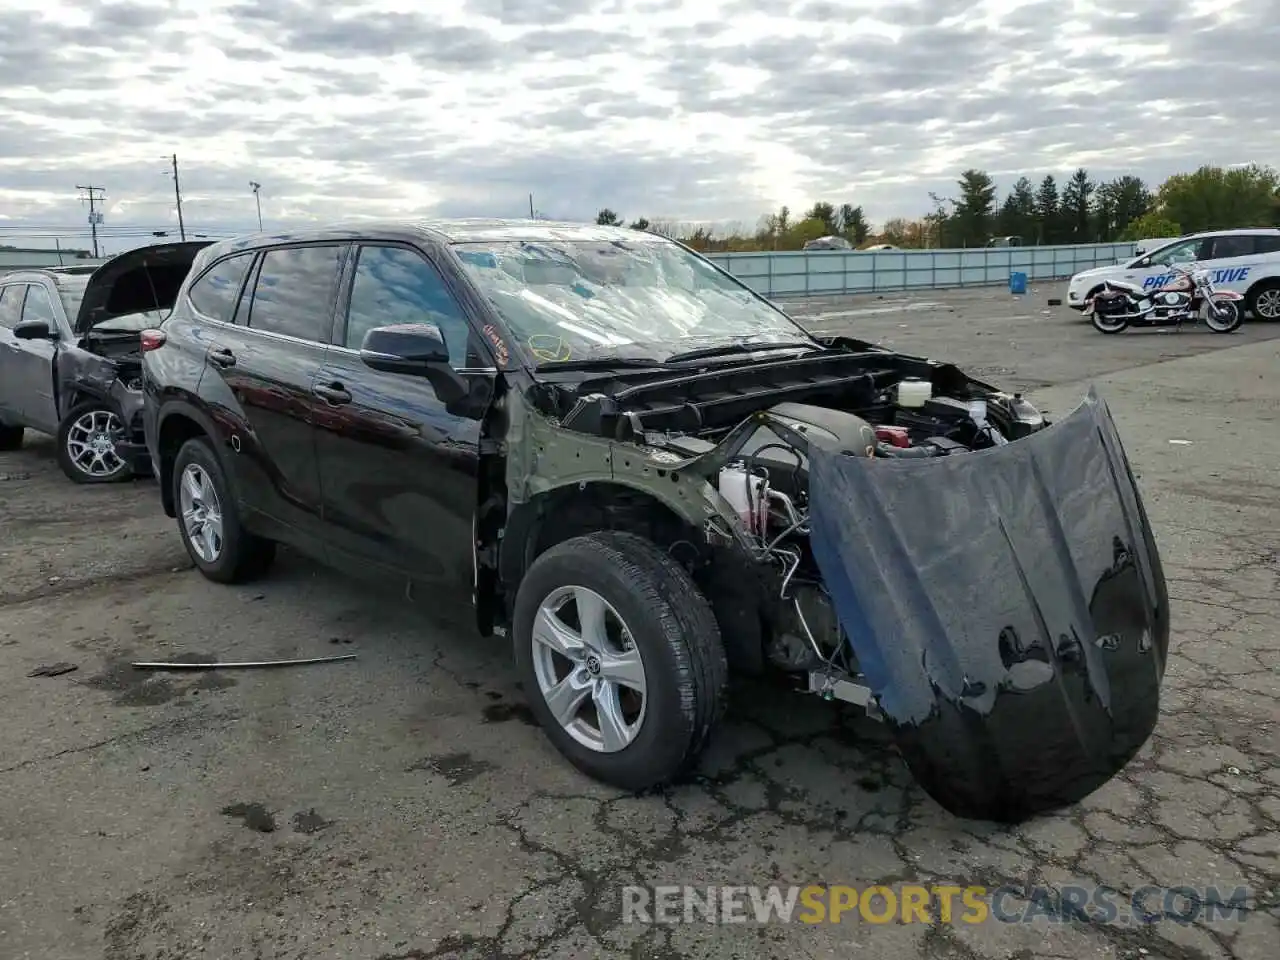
[807,388,1169,821]
[73,240,213,335]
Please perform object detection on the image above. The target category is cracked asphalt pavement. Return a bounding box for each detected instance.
[1,286,1277,959]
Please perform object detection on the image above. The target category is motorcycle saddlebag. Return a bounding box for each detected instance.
[806,388,1169,822]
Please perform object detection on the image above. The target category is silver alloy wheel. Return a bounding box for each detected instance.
[179,463,224,563]
[66,409,126,478]
[1254,287,1280,319]
[530,584,648,753]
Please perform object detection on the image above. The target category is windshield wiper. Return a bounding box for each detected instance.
[665,341,819,364]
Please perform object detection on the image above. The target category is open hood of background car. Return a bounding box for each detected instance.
[73,240,213,334]
[807,388,1169,822]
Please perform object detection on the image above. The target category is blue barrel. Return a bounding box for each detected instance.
[1009,271,1027,295]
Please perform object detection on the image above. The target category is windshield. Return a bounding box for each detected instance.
[53,274,90,323]
[450,237,815,365]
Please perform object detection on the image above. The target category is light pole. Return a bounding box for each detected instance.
[250,181,262,231]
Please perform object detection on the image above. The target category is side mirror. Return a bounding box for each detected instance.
[13,318,55,340]
[359,323,465,404]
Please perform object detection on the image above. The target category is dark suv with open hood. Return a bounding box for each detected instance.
[139,219,1170,822]
[0,241,209,482]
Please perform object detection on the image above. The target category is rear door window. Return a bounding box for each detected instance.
[188,253,255,323]
[0,285,24,328]
[1252,235,1280,255]
[1205,235,1255,260]
[245,244,347,343]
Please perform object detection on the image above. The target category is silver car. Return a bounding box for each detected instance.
[0,241,208,483]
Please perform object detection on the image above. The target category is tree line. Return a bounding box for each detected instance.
[595,163,1280,252]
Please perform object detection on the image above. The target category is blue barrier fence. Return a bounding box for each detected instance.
[703,242,1137,298]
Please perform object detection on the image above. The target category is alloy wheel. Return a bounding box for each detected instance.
[530,584,648,753]
[65,409,126,478]
[179,463,224,563]
[1254,287,1280,320]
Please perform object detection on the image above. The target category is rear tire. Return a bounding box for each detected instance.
[512,531,729,791]
[172,436,276,583]
[0,423,22,451]
[1091,311,1129,334]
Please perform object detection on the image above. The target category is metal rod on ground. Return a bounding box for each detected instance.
[132,654,357,670]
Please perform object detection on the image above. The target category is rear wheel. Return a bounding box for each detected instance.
[1204,297,1242,333]
[1091,310,1129,334]
[1246,281,1280,321]
[172,436,276,583]
[0,423,22,451]
[512,530,729,791]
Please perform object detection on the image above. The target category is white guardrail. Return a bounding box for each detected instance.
[703,242,1137,298]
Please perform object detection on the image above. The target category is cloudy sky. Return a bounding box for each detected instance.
[0,0,1274,253]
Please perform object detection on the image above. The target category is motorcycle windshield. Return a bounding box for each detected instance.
[807,388,1169,821]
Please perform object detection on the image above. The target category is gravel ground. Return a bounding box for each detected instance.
[1,284,1277,960]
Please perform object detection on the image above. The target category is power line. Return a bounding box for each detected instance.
[75,184,106,257]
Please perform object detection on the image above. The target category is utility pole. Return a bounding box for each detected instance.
[76,184,106,258]
[250,181,263,230]
[171,154,186,241]
[529,193,535,218]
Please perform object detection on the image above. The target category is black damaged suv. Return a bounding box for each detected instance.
[139,219,1168,821]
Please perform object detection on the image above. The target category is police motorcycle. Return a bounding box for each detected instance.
[1084,260,1244,334]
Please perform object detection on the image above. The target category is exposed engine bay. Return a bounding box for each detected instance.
[523,336,1050,689]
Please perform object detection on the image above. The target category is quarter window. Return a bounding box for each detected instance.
[0,285,23,328]
[189,253,254,323]
[1252,235,1280,254]
[344,245,471,366]
[245,244,346,343]
[21,285,58,326]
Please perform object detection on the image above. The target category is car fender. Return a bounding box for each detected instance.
[152,394,230,514]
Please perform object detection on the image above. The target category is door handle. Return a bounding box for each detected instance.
[313,381,352,405]
[208,346,236,368]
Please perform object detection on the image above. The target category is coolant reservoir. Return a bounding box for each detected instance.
[897,377,932,408]
[718,466,766,534]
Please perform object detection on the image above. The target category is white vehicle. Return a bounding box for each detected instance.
[1067,229,1280,320]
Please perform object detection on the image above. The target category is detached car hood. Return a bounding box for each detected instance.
[74,240,212,334]
[807,388,1169,821]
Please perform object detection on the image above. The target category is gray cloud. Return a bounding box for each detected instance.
[0,0,1277,251]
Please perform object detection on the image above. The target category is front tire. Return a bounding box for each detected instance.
[1204,298,1242,333]
[56,401,132,484]
[172,436,276,583]
[0,423,22,451]
[512,531,729,791]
